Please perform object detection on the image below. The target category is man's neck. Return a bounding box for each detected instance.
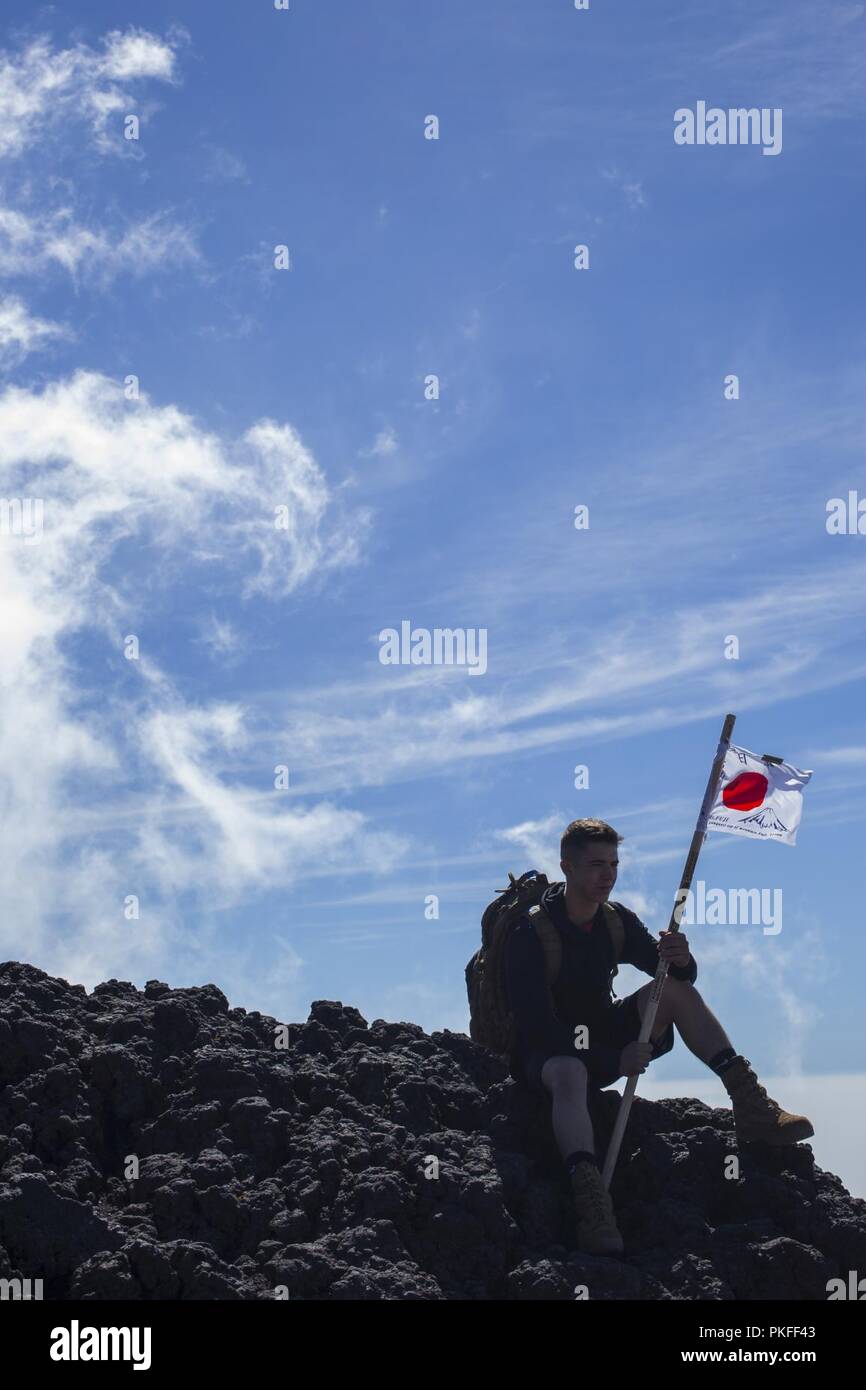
[563,886,600,927]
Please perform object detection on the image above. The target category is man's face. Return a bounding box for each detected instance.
[562,844,618,902]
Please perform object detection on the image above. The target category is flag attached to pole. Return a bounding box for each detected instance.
[707,744,812,846]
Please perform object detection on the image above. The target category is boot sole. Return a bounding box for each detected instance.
[577,1235,625,1255]
[737,1122,814,1146]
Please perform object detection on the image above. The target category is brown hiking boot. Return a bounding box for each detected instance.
[720,1056,814,1146]
[569,1161,624,1255]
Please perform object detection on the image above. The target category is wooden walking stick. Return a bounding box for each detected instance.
[600,712,737,1190]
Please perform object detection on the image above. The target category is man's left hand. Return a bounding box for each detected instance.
[658,929,690,969]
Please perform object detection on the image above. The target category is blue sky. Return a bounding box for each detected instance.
[2,3,866,1194]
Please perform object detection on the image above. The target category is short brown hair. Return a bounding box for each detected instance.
[560,818,623,863]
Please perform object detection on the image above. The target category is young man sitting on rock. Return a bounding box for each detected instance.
[505,817,814,1256]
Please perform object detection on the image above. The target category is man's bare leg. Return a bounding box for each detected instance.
[637,979,733,1062]
[538,985,734,1162]
[673,983,734,1060]
[541,1056,594,1157]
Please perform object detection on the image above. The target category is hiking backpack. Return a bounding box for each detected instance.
[464,869,625,1058]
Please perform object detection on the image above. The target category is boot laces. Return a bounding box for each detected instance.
[579,1170,614,1220]
[736,1068,782,1116]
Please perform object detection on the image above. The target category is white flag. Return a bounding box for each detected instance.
[707,744,812,846]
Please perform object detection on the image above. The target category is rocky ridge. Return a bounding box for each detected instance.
[0,961,862,1300]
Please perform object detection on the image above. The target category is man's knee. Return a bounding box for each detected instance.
[541,1055,589,1097]
[666,977,699,1003]
[662,978,701,1026]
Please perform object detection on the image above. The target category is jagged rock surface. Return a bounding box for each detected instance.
[0,961,862,1300]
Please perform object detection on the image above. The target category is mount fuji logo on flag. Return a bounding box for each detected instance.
[707,744,813,846]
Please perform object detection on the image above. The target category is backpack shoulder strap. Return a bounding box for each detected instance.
[602,902,626,962]
[529,900,624,972]
[526,901,562,987]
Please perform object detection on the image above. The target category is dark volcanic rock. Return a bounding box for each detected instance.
[0,960,862,1300]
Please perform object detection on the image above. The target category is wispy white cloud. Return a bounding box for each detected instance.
[136,702,404,904]
[195,613,242,661]
[0,27,180,159]
[0,28,195,289]
[102,29,178,84]
[0,292,69,364]
[261,557,866,799]
[515,2,866,144]
[705,1,866,119]
[200,144,248,183]
[602,165,647,209]
[0,371,368,598]
[498,815,563,881]
[460,307,482,339]
[0,370,388,988]
[0,204,199,284]
[803,744,866,765]
[362,426,399,458]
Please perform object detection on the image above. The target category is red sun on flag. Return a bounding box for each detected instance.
[722,771,768,812]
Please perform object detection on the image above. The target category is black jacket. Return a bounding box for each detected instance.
[505,881,697,1083]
